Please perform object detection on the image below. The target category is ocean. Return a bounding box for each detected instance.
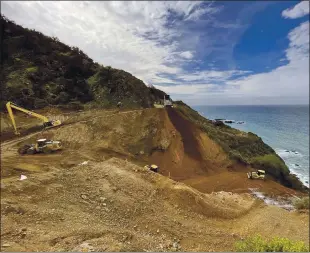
[194,105,309,187]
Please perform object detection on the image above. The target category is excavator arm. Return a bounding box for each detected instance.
[6,102,20,135]
[6,102,61,135]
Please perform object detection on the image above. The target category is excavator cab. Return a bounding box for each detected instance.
[43,119,62,128]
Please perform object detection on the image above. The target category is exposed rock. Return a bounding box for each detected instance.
[80,194,88,200]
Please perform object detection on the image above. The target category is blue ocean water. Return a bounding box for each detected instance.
[194,105,309,187]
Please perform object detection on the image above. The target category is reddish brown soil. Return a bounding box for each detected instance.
[149,108,303,197]
[166,107,202,161]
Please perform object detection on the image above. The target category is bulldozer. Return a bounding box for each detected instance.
[247,169,266,180]
[18,139,62,155]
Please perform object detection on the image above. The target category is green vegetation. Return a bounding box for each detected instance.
[235,235,309,252]
[251,154,289,178]
[293,196,309,210]
[175,103,274,163]
[58,51,71,56]
[25,66,38,73]
[0,15,166,111]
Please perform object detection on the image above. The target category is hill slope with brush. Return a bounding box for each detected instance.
[0,15,166,110]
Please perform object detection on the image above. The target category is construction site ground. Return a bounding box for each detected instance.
[1,108,309,251]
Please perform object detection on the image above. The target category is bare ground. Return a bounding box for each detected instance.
[1,108,309,251]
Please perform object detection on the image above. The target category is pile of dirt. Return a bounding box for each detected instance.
[1,158,308,252]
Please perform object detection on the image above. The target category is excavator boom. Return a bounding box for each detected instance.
[6,102,62,135]
[6,102,19,135]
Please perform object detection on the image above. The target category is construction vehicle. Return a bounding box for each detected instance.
[18,139,62,155]
[144,164,159,173]
[6,101,62,135]
[164,95,173,107]
[247,170,266,180]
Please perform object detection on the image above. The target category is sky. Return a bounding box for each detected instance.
[1,1,309,105]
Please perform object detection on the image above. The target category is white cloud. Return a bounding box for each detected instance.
[176,70,252,83]
[230,21,309,97]
[155,84,206,95]
[1,1,308,105]
[179,51,194,59]
[282,1,309,19]
[163,21,309,105]
[1,1,218,86]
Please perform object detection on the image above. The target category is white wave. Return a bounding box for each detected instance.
[275,149,309,188]
[248,188,294,211]
[276,149,303,158]
[288,164,309,188]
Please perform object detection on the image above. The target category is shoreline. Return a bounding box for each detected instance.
[196,111,309,189]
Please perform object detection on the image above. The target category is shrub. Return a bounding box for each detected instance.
[67,101,84,110]
[286,174,308,191]
[34,98,48,109]
[57,91,70,104]
[251,154,289,178]
[25,66,38,73]
[293,196,309,210]
[235,235,309,252]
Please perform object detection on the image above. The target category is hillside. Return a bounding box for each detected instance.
[0,14,307,192]
[0,15,166,110]
[1,11,309,253]
[173,102,307,191]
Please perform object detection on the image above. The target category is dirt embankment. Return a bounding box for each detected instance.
[149,108,230,181]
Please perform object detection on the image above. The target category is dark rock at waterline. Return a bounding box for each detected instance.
[306,181,308,184]
[212,120,225,127]
[295,164,299,167]
[285,150,289,152]
[224,120,234,124]
[215,118,225,121]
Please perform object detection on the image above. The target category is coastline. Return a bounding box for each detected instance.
[195,105,309,189]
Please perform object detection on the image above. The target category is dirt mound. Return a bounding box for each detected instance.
[1,158,308,252]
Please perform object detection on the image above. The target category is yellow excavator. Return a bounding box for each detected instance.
[6,101,62,135]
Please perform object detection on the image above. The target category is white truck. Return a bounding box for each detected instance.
[164,95,173,107]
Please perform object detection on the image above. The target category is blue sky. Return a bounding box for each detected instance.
[1,1,309,105]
